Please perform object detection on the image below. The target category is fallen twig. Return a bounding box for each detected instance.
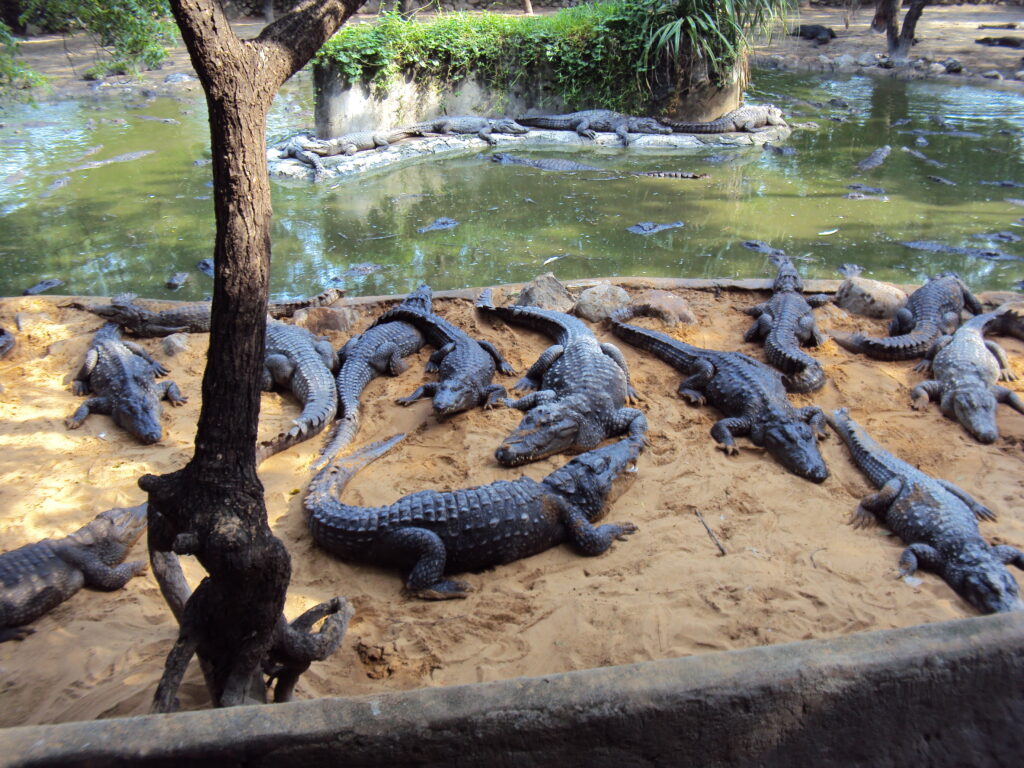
[695,509,727,556]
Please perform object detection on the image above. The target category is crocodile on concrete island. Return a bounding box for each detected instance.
[610,312,828,482]
[1,504,148,642]
[407,116,529,145]
[827,408,1024,614]
[911,310,1024,443]
[66,322,187,444]
[659,104,787,134]
[516,110,671,146]
[306,432,642,599]
[832,273,983,360]
[488,153,708,179]
[742,255,831,393]
[310,128,416,157]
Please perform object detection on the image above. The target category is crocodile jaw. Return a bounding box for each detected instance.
[495,410,579,467]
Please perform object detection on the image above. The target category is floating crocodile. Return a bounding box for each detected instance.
[314,292,429,469]
[258,320,339,463]
[1,504,148,642]
[68,288,344,337]
[827,408,1023,614]
[610,314,828,481]
[900,240,1020,262]
[742,255,830,393]
[489,153,707,179]
[911,311,1024,443]
[659,104,787,134]
[309,128,416,157]
[374,285,514,417]
[477,290,647,467]
[900,146,945,168]
[306,432,642,599]
[857,145,891,171]
[406,116,528,145]
[516,110,671,146]
[66,322,187,444]
[832,273,983,361]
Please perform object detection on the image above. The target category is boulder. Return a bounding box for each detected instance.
[856,53,877,67]
[834,277,907,319]
[981,70,1004,80]
[942,57,963,74]
[161,333,190,357]
[293,306,357,334]
[574,284,630,323]
[927,62,947,76]
[515,273,575,313]
[628,290,696,326]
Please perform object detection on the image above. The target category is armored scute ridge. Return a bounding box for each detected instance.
[659,104,787,134]
[306,433,642,599]
[66,322,187,444]
[742,255,830,393]
[827,408,1024,614]
[1,504,148,642]
[516,110,671,146]
[911,310,1024,443]
[477,289,647,466]
[610,311,828,482]
[832,273,983,360]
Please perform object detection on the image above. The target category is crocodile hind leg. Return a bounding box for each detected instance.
[65,396,111,429]
[383,528,472,600]
[986,341,1018,381]
[425,343,454,373]
[264,353,295,389]
[914,336,952,374]
[477,339,515,375]
[124,341,169,377]
[160,380,189,406]
[556,497,638,555]
[677,360,715,405]
[852,477,902,528]
[897,542,943,578]
[599,343,640,402]
[396,381,438,406]
[888,308,915,336]
[743,313,772,343]
[798,313,827,347]
[710,417,751,455]
[992,545,1024,569]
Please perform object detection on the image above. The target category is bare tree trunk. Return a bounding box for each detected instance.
[872,0,929,59]
[264,0,275,23]
[894,0,928,59]
[143,0,365,712]
[522,0,534,16]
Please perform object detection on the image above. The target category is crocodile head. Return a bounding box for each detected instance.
[629,117,672,135]
[542,437,642,517]
[432,380,481,418]
[112,393,164,444]
[495,403,579,466]
[949,389,999,444]
[491,118,529,135]
[754,420,828,482]
[771,258,804,292]
[67,503,148,566]
[948,549,1024,614]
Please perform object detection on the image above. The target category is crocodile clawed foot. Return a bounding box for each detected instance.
[395,396,416,407]
[170,395,188,407]
[613,522,639,541]
[910,396,928,412]
[499,363,517,376]
[848,508,874,529]
[678,390,705,406]
[716,443,739,457]
[912,359,931,374]
[64,417,83,430]
[1001,369,1018,382]
[411,580,474,600]
[0,626,35,642]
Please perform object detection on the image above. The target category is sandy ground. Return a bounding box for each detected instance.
[0,285,1022,726]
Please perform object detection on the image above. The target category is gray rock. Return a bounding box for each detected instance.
[629,290,696,326]
[574,284,630,323]
[163,73,195,84]
[981,70,1004,80]
[161,333,190,357]
[834,54,855,69]
[293,307,357,334]
[1015,70,1024,81]
[857,53,877,67]
[927,62,947,76]
[515,273,575,313]
[834,277,907,319]
[943,58,963,74]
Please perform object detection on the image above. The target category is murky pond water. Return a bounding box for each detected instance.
[0,69,1021,301]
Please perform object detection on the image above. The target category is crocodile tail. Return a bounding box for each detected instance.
[268,288,346,318]
[307,433,406,504]
[659,120,722,134]
[782,362,826,393]
[476,290,584,343]
[256,395,338,465]
[609,320,698,371]
[832,328,936,361]
[311,410,361,471]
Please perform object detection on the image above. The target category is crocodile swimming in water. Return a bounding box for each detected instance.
[477,289,647,467]
[827,408,1023,614]
[488,153,708,179]
[742,255,831,393]
[610,312,828,482]
[516,110,671,146]
[659,104,787,134]
[66,322,187,444]
[832,272,983,360]
[306,432,642,599]
[406,116,528,145]
[911,310,1024,443]
[1,504,148,642]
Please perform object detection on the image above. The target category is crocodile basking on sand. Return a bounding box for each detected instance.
[832,272,983,360]
[516,110,671,146]
[406,116,529,145]
[374,285,514,417]
[488,153,708,179]
[68,288,344,337]
[742,255,830,393]
[306,432,642,599]
[610,312,828,482]
[1,504,148,642]
[66,322,187,444]
[911,310,1024,443]
[659,104,787,134]
[477,289,647,466]
[258,320,339,463]
[827,408,1023,614]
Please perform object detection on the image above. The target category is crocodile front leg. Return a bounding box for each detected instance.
[911,380,942,410]
[476,126,498,145]
[160,381,189,406]
[710,416,751,455]
[515,344,564,391]
[599,342,640,402]
[382,527,472,600]
[477,339,515,375]
[994,385,1024,414]
[851,477,902,528]
[898,542,943,578]
[609,407,649,442]
[985,340,1017,381]
[66,396,111,428]
[574,120,597,141]
[676,360,715,404]
[396,381,438,406]
[483,384,507,409]
[503,389,558,410]
[425,343,454,373]
[123,341,169,376]
[992,545,1024,569]
[797,406,828,439]
[57,545,147,590]
[613,123,632,146]
[935,478,996,522]
[555,496,638,556]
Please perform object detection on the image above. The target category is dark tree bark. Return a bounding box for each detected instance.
[872,0,930,59]
[142,0,365,711]
[264,0,275,23]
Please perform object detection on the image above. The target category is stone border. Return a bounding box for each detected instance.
[1,612,1021,766]
[267,126,792,182]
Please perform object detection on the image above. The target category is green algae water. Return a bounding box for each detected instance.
[0,69,1022,302]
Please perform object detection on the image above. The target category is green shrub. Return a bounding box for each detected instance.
[0,21,44,100]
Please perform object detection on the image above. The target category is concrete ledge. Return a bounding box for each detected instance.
[1,612,1021,766]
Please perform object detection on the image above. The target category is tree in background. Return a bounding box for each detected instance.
[871,0,929,59]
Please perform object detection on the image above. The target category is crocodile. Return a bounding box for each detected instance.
[742,255,831,393]
[0,504,148,642]
[659,104,787,134]
[66,322,187,444]
[306,432,642,599]
[516,110,671,146]
[258,320,339,463]
[0,327,14,359]
[832,273,983,360]
[826,408,1023,614]
[610,314,829,482]
[276,134,328,180]
[68,288,344,337]
[790,24,837,44]
[477,289,647,467]
[488,153,708,179]
[406,116,529,145]
[314,292,429,469]
[309,128,416,157]
[372,285,514,417]
[857,145,891,171]
[910,311,1024,443]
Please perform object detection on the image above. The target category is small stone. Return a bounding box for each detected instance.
[835,277,907,319]
[942,58,962,74]
[293,307,357,334]
[1015,70,1024,81]
[515,273,575,313]
[927,62,947,76]
[629,290,696,326]
[574,284,630,323]
[163,73,194,84]
[162,333,190,356]
[856,53,877,67]
[981,70,1004,80]
[834,54,855,68]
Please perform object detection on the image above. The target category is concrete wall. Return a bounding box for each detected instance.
[2,612,1022,766]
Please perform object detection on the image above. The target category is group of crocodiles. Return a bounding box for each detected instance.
[3,266,1023,643]
[275,105,787,179]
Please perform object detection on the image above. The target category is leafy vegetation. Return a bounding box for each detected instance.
[1,20,44,99]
